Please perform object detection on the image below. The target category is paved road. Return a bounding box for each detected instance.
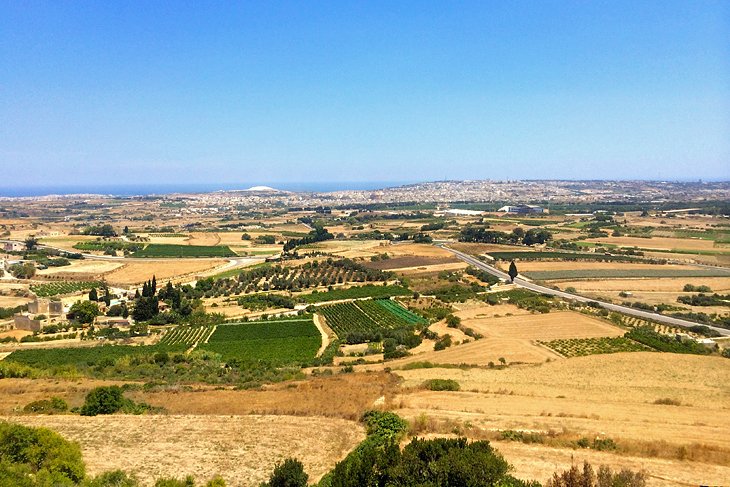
[441,245,730,337]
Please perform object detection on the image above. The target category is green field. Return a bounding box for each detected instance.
[319,299,422,342]
[538,337,653,357]
[525,268,730,280]
[197,318,320,364]
[487,251,643,262]
[159,325,215,346]
[133,244,237,258]
[30,281,104,297]
[6,343,187,369]
[300,284,411,303]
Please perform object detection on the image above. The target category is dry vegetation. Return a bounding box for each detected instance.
[5,414,364,486]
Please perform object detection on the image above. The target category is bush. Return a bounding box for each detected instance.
[80,386,125,416]
[260,458,308,487]
[546,462,645,487]
[23,397,68,414]
[0,421,86,484]
[433,335,453,351]
[85,470,140,487]
[422,378,460,391]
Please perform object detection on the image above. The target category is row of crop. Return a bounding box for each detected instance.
[357,300,419,329]
[488,251,643,262]
[30,281,104,297]
[208,319,319,342]
[198,336,320,365]
[320,303,382,339]
[538,337,653,357]
[300,284,410,303]
[133,244,236,258]
[375,299,426,325]
[160,325,214,346]
[6,343,187,369]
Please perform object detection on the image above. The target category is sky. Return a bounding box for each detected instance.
[1,1,729,188]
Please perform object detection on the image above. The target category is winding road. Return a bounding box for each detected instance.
[440,245,730,337]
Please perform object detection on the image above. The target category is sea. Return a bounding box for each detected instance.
[0,181,411,198]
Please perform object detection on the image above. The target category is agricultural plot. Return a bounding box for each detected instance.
[523,268,730,280]
[160,325,214,346]
[300,284,410,303]
[6,344,186,369]
[198,318,321,364]
[133,244,236,258]
[487,251,642,262]
[30,281,104,297]
[538,337,653,357]
[320,299,423,341]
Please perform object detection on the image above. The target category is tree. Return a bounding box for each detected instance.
[80,386,125,416]
[8,262,35,279]
[24,236,38,250]
[508,261,518,282]
[68,300,100,324]
[261,458,308,487]
[89,287,98,301]
[123,225,130,234]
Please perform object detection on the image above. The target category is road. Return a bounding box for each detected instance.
[441,245,730,337]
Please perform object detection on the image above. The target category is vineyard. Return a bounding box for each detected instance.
[133,244,236,258]
[320,299,424,343]
[6,343,187,368]
[197,318,321,364]
[538,337,653,357]
[160,325,215,346]
[30,281,104,297]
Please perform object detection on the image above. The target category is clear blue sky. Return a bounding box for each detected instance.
[1,1,728,187]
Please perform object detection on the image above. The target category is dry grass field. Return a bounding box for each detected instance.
[104,259,226,285]
[392,353,730,484]
[513,261,698,272]
[554,277,730,292]
[456,310,624,341]
[4,414,364,486]
[36,260,124,276]
[586,235,725,252]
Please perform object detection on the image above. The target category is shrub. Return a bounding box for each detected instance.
[80,386,125,416]
[546,462,645,487]
[0,421,86,483]
[261,458,308,487]
[433,335,452,351]
[85,470,140,487]
[653,398,681,406]
[422,378,460,391]
[23,397,68,414]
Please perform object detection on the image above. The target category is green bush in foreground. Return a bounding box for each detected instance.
[260,458,308,487]
[0,421,86,485]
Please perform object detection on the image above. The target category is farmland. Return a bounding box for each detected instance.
[198,318,321,364]
[319,299,423,342]
[487,250,643,262]
[538,336,653,357]
[6,343,187,369]
[133,244,237,258]
[160,325,215,346]
[300,284,411,303]
[30,280,104,297]
[522,268,730,280]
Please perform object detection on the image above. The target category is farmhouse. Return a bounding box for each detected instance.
[497,205,545,214]
[28,298,64,316]
[13,314,43,332]
[2,241,24,252]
